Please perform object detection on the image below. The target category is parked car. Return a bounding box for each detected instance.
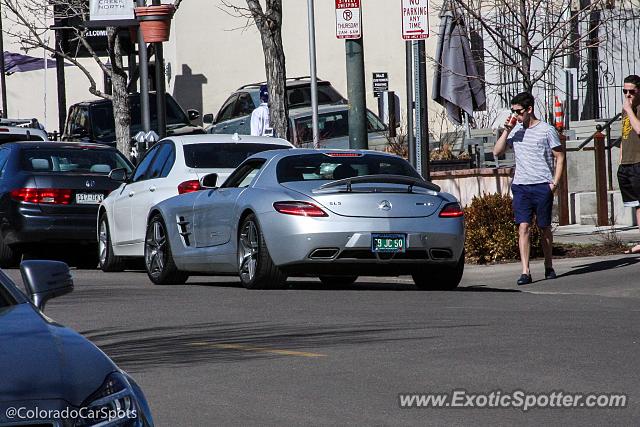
[0,118,48,143]
[0,260,154,426]
[0,142,134,267]
[143,149,465,290]
[97,134,294,272]
[204,77,346,134]
[288,105,389,150]
[62,92,205,147]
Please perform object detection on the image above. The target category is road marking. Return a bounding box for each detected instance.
[189,342,327,358]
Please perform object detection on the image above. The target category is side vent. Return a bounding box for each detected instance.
[177,216,191,246]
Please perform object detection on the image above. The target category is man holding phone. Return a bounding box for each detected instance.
[618,75,640,254]
[494,92,565,285]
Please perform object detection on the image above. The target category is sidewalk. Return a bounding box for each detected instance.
[554,224,638,245]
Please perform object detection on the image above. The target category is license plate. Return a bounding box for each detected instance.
[76,192,104,204]
[371,233,406,253]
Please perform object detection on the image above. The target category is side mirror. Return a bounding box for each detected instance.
[188,109,200,121]
[202,113,215,125]
[108,167,128,182]
[20,260,73,311]
[200,173,218,189]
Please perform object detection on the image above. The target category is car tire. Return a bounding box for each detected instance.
[98,215,125,272]
[319,275,358,287]
[145,214,189,285]
[0,233,20,268]
[238,214,287,289]
[412,250,465,291]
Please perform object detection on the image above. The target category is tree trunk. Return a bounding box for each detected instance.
[260,24,288,140]
[107,27,131,158]
[247,1,288,140]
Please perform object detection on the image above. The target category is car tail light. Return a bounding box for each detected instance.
[178,180,201,194]
[273,201,328,217]
[10,188,73,205]
[324,152,362,157]
[439,202,464,218]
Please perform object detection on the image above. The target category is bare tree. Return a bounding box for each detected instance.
[221,0,288,140]
[2,0,181,158]
[441,0,610,99]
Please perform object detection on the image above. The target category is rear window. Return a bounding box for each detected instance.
[20,148,133,174]
[286,83,345,108]
[293,110,386,145]
[183,143,289,168]
[276,153,420,182]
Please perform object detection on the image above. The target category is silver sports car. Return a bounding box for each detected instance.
[143,149,465,290]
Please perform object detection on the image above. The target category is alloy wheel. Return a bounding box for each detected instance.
[98,219,108,266]
[238,220,259,283]
[145,220,167,278]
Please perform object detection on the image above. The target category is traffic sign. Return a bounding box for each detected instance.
[335,0,361,39]
[373,72,389,98]
[401,0,429,40]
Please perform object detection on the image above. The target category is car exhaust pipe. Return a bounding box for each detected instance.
[308,248,339,259]
[429,248,453,260]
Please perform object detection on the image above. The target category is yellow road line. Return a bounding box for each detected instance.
[189,342,327,358]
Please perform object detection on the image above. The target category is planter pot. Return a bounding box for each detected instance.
[134,5,176,43]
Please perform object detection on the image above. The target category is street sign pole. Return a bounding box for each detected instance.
[307,0,319,148]
[405,41,415,167]
[135,0,150,156]
[402,0,429,177]
[336,0,367,149]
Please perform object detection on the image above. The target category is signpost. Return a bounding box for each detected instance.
[373,72,388,98]
[335,0,361,39]
[401,0,429,40]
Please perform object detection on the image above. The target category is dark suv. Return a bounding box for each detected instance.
[63,92,205,147]
[205,77,346,135]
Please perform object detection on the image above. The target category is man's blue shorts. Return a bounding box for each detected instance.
[511,183,554,227]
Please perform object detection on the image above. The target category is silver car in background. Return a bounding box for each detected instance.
[143,150,465,290]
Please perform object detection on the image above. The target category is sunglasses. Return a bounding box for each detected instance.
[623,89,637,95]
[510,107,526,115]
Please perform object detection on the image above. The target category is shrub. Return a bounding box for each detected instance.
[464,193,542,264]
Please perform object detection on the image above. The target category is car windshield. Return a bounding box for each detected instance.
[293,110,386,145]
[276,153,420,182]
[183,143,289,168]
[91,95,190,139]
[20,148,133,174]
[286,83,345,108]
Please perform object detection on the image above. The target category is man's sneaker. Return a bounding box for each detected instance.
[545,267,556,280]
[517,274,532,286]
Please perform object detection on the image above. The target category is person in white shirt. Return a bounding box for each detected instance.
[251,84,273,136]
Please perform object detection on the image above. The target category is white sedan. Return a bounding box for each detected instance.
[97,134,293,271]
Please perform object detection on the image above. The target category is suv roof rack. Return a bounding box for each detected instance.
[237,76,326,90]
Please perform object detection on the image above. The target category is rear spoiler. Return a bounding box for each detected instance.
[314,174,440,193]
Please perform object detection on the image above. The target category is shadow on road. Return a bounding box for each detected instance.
[557,256,640,278]
[187,280,521,292]
[82,321,486,372]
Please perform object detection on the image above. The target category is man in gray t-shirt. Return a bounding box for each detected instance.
[493,92,565,286]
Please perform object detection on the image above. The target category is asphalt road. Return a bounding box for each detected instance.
[5,254,640,426]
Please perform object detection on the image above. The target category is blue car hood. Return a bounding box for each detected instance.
[0,304,117,406]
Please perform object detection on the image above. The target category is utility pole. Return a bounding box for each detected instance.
[346,37,367,150]
[152,0,166,139]
[54,23,68,134]
[0,2,7,118]
[413,40,429,179]
[307,0,319,148]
